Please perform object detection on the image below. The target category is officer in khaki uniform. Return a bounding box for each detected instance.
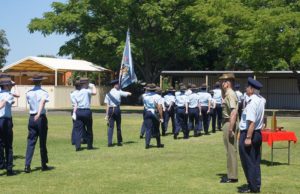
[219,73,239,183]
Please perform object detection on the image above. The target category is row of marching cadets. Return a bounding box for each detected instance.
[139,82,224,143]
[0,73,51,175]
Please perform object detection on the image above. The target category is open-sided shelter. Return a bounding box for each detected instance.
[2,56,111,109]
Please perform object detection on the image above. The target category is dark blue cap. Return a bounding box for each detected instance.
[110,79,119,85]
[247,77,263,90]
[234,83,240,89]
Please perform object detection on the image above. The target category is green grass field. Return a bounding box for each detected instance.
[0,112,299,194]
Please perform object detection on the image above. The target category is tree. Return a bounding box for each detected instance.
[28,0,300,83]
[0,29,9,67]
[28,0,197,82]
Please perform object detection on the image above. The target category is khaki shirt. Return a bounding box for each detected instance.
[222,88,238,119]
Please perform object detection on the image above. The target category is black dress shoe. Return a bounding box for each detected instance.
[108,144,113,147]
[76,147,82,152]
[117,142,123,146]
[140,135,143,139]
[239,188,260,193]
[174,133,178,139]
[87,146,94,150]
[220,177,238,183]
[145,144,150,149]
[7,169,16,176]
[24,166,31,173]
[41,164,50,171]
[157,144,164,148]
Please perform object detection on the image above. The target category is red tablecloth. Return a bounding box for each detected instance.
[262,130,298,146]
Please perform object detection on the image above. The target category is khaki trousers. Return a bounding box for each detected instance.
[223,121,238,179]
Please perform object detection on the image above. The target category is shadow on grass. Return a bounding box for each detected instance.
[0,169,23,176]
[260,159,287,166]
[216,173,227,179]
[32,166,55,172]
[13,155,25,160]
[123,141,137,145]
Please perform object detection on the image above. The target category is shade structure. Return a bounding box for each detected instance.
[1,56,111,86]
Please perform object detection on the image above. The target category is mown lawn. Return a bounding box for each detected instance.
[0,112,299,194]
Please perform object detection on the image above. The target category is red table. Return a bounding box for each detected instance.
[262,129,298,165]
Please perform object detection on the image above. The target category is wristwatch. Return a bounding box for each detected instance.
[246,136,251,139]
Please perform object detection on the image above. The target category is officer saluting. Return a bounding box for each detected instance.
[0,76,16,176]
[73,78,96,151]
[143,83,164,149]
[219,73,239,183]
[238,77,265,193]
[104,79,131,147]
[24,74,50,173]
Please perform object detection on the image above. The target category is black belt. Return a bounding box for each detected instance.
[177,106,185,109]
[30,114,46,116]
[77,108,90,110]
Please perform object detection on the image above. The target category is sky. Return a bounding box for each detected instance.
[0,0,70,66]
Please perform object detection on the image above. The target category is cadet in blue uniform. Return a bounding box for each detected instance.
[235,83,244,120]
[104,79,131,147]
[162,87,176,135]
[239,78,265,193]
[212,82,223,132]
[70,79,81,145]
[139,86,149,139]
[143,84,164,149]
[187,84,201,137]
[198,84,211,135]
[0,76,16,176]
[174,85,188,139]
[73,78,96,151]
[24,75,50,173]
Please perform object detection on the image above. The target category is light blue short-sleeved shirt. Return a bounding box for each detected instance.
[73,88,93,109]
[235,90,243,103]
[213,88,222,104]
[70,90,80,108]
[239,94,266,131]
[175,92,188,107]
[104,88,130,107]
[198,92,212,107]
[164,93,175,107]
[143,92,163,114]
[26,86,49,114]
[188,93,200,108]
[0,90,14,118]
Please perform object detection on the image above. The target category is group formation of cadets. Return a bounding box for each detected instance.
[140,81,227,147]
[0,74,51,175]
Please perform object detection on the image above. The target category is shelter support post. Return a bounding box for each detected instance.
[55,70,58,86]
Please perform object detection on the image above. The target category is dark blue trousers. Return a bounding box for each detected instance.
[212,103,222,131]
[188,107,200,135]
[74,109,93,149]
[162,106,175,134]
[175,107,188,137]
[140,109,146,136]
[107,107,122,145]
[0,118,13,170]
[239,130,262,192]
[144,111,161,146]
[201,106,209,133]
[25,114,48,166]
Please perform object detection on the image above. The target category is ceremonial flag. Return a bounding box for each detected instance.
[119,30,137,88]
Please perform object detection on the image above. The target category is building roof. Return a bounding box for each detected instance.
[161,70,300,77]
[2,56,110,73]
